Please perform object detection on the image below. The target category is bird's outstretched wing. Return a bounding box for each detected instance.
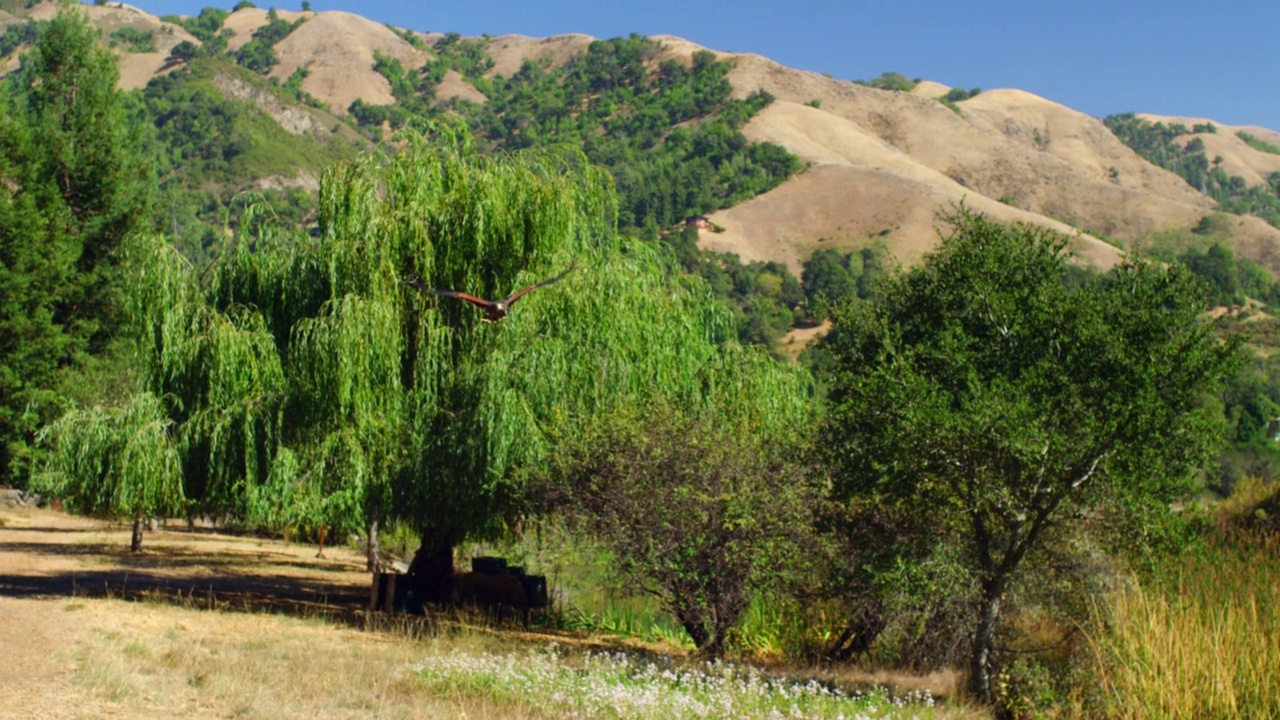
[503,262,577,306]
[430,288,498,310]
[405,276,496,308]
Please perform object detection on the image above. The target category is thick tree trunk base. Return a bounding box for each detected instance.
[405,541,455,608]
[968,580,1004,706]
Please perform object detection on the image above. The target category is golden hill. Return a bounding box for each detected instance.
[8,3,1280,273]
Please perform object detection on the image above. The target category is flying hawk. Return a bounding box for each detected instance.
[408,263,575,323]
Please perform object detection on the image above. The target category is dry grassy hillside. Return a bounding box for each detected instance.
[1138,114,1280,186]
[647,39,1280,272]
[271,10,427,112]
[26,2,197,89]
[11,4,1280,273]
[485,33,595,79]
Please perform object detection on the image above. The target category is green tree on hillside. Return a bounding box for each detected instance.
[820,207,1237,704]
[1105,113,1280,229]
[361,35,800,236]
[854,71,917,92]
[235,8,304,74]
[0,7,153,485]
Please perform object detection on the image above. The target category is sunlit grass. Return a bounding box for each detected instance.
[1089,531,1280,719]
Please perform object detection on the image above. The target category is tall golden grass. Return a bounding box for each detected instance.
[1089,529,1280,719]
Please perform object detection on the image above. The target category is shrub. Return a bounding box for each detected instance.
[550,403,815,657]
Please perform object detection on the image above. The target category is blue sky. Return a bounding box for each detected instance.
[122,0,1280,132]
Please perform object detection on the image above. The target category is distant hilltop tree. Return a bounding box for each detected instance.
[854,71,918,92]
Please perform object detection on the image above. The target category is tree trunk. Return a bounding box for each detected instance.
[407,540,455,606]
[316,525,327,558]
[366,518,380,573]
[130,516,144,553]
[675,609,714,656]
[968,577,1005,705]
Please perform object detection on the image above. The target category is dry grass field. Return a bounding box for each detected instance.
[0,506,574,719]
[0,506,981,719]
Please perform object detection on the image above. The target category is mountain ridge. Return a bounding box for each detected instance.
[7,2,1280,274]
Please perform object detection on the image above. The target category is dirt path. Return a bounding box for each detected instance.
[0,596,87,719]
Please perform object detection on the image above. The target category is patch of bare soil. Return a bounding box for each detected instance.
[435,68,488,105]
[910,80,951,99]
[0,507,367,718]
[710,100,1125,274]
[779,321,830,361]
[219,7,307,53]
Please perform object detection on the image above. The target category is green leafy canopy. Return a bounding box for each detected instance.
[819,205,1239,702]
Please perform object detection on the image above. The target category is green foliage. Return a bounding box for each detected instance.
[551,394,815,656]
[943,87,981,102]
[818,206,1238,703]
[671,243,805,353]
[800,246,888,320]
[234,8,304,74]
[276,64,321,108]
[357,34,804,349]
[939,87,981,113]
[137,58,359,261]
[853,71,917,92]
[100,125,795,567]
[107,27,155,53]
[1238,131,1280,156]
[1106,113,1280,228]
[357,35,801,235]
[0,19,35,57]
[32,392,186,549]
[1180,243,1243,305]
[162,8,226,37]
[1140,228,1280,309]
[166,40,197,64]
[0,6,155,485]
[430,32,493,81]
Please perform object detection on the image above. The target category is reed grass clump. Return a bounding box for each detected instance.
[1089,531,1280,718]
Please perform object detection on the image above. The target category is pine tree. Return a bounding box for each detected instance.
[0,6,154,485]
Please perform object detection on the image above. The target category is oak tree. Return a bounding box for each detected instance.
[820,208,1237,703]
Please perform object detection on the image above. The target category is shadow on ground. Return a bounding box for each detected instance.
[0,513,371,623]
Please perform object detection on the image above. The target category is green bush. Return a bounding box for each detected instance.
[108,27,155,53]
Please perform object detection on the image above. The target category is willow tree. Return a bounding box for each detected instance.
[34,393,184,551]
[31,224,285,548]
[45,125,808,578]
[122,232,288,526]
[296,128,810,583]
